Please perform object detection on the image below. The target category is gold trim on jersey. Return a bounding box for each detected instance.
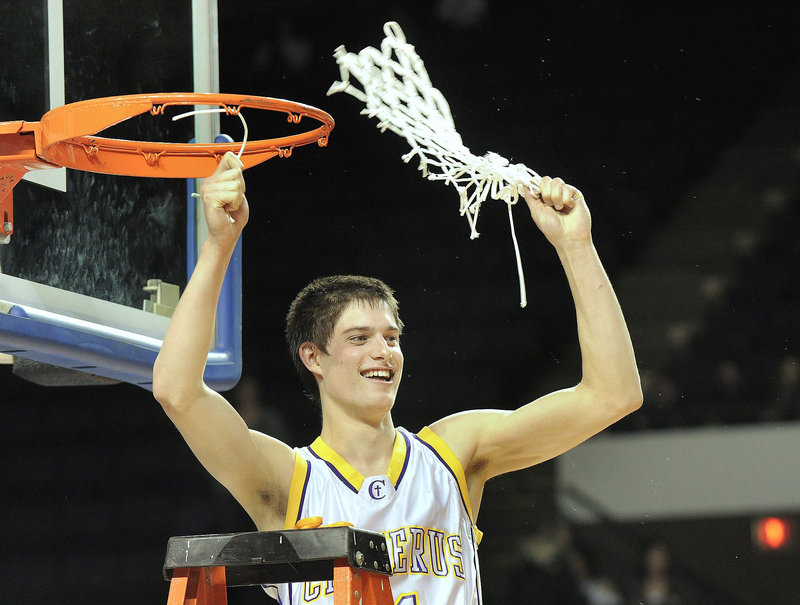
[385,429,409,486]
[284,452,310,529]
[416,426,483,544]
[309,430,408,492]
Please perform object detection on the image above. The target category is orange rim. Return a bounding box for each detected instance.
[36,93,335,177]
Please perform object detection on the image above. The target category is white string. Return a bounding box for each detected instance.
[507,203,527,308]
[172,107,248,221]
[328,21,540,307]
[172,107,249,158]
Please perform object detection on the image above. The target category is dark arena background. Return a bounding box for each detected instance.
[2,1,800,603]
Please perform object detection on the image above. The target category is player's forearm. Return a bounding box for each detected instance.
[556,239,642,407]
[153,239,236,407]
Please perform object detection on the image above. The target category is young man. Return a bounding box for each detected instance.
[153,152,642,604]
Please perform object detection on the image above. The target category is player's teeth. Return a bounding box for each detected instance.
[364,371,389,379]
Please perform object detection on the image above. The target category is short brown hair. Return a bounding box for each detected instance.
[285,275,403,401]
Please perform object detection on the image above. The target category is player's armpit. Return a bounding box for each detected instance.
[162,390,296,530]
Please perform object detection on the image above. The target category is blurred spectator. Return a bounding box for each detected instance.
[761,354,800,422]
[582,575,624,605]
[627,540,693,605]
[574,549,624,605]
[506,519,586,604]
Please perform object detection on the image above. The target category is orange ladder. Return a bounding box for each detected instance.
[162,528,394,605]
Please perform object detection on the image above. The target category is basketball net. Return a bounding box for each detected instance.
[327,22,541,307]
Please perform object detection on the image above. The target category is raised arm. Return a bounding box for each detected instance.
[431,177,642,503]
[152,152,294,530]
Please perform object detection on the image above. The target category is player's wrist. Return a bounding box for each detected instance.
[202,235,239,258]
[552,235,596,259]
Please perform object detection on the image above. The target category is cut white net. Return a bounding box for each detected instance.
[327,21,541,307]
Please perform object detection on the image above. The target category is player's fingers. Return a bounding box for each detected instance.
[523,184,538,206]
[205,184,244,210]
[207,154,245,196]
[538,176,552,203]
[569,188,586,216]
[549,177,567,210]
[204,166,245,192]
[206,171,245,198]
[226,192,249,215]
[217,150,244,173]
[526,178,543,199]
[561,184,579,209]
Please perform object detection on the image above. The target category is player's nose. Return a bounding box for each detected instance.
[371,337,392,360]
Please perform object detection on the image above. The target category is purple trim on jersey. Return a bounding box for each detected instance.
[472,529,483,605]
[395,429,411,488]
[296,461,313,525]
[412,433,483,605]
[307,445,359,493]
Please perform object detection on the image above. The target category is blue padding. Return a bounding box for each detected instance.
[0,310,240,389]
[0,311,161,386]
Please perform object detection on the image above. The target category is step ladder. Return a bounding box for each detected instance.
[163,526,394,605]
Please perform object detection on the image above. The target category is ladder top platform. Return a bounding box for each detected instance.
[163,527,392,587]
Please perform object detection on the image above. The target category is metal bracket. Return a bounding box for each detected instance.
[1,165,21,245]
[143,279,181,318]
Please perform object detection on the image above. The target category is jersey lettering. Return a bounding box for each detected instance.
[387,527,409,573]
[428,529,447,577]
[409,526,429,574]
[302,580,334,602]
[446,535,465,581]
[386,526,466,581]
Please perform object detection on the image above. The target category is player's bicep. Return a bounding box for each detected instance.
[469,386,631,479]
[428,410,500,477]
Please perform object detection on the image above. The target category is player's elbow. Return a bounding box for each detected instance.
[152,361,176,410]
[622,386,644,415]
[152,356,199,414]
[611,381,644,418]
[582,378,643,420]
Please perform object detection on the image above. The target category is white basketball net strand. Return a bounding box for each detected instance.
[327,22,541,307]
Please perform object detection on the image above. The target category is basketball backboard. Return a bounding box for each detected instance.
[0,0,242,390]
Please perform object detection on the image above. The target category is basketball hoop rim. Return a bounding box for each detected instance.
[35,92,335,177]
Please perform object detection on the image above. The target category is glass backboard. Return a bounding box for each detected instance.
[0,0,241,390]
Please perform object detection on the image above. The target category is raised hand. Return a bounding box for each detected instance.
[199,151,249,248]
[523,176,592,248]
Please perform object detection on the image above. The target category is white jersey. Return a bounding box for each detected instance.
[265,426,483,605]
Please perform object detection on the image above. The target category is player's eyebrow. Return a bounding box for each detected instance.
[342,325,399,334]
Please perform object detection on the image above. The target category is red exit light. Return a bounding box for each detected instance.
[753,516,795,552]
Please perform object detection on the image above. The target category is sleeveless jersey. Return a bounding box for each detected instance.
[264,426,483,605]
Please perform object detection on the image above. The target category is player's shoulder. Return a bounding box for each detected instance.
[426,409,506,472]
[428,409,503,443]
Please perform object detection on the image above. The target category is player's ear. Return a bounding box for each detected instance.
[299,342,323,377]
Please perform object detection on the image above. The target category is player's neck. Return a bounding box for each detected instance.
[319,413,396,478]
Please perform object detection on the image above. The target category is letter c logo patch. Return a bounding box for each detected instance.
[368,478,387,500]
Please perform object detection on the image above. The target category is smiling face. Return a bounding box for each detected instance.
[304,300,403,422]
